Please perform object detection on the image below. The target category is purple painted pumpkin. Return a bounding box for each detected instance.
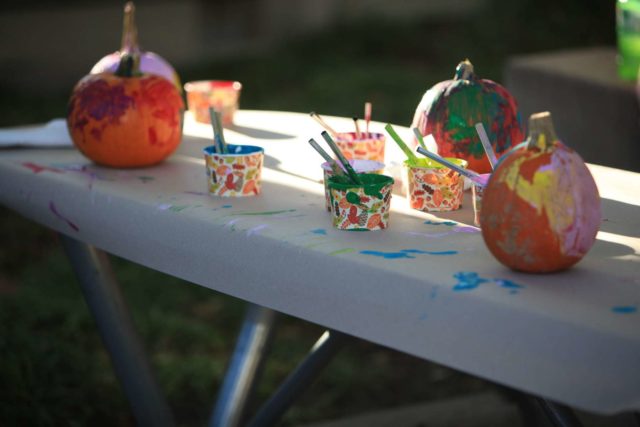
[91,2,181,92]
[411,59,524,174]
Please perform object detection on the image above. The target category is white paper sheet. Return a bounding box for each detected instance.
[0,119,72,148]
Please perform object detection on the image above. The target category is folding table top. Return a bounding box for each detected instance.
[1,110,638,414]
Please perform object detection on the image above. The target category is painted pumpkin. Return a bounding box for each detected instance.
[479,112,601,273]
[67,53,184,168]
[411,59,524,174]
[90,2,181,92]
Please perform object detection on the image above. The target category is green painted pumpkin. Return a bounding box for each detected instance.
[480,112,601,273]
[412,59,524,174]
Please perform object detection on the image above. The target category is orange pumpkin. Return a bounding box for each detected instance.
[67,53,184,167]
[479,112,601,273]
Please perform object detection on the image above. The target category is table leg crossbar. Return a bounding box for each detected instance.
[247,329,350,427]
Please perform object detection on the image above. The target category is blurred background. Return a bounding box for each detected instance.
[0,0,626,426]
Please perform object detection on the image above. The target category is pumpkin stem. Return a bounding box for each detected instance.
[527,112,558,151]
[120,2,140,53]
[115,52,142,78]
[454,59,475,80]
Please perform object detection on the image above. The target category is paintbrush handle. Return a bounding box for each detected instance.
[321,131,362,185]
[474,123,498,170]
[385,124,417,162]
[415,146,486,186]
[412,127,427,150]
[310,112,338,136]
[308,139,345,176]
[209,107,227,153]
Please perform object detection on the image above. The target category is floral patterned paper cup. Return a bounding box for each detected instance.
[404,158,467,212]
[334,132,385,163]
[327,173,394,231]
[203,144,263,197]
[321,159,385,211]
[472,173,491,227]
[185,80,242,126]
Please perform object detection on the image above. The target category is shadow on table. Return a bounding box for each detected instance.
[600,198,640,238]
[228,124,295,140]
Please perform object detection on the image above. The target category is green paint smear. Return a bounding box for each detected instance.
[169,205,189,212]
[329,248,355,256]
[234,209,296,216]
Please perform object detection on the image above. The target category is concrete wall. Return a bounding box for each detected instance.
[0,0,485,93]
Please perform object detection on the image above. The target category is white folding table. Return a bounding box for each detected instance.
[1,110,638,426]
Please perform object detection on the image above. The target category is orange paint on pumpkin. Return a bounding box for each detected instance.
[67,54,184,168]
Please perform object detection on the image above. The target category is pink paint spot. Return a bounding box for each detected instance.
[22,162,63,174]
[49,201,79,231]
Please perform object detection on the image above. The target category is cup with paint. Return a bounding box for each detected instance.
[333,131,386,163]
[404,157,467,212]
[327,173,394,230]
[321,159,385,211]
[472,173,491,227]
[203,144,263,197]
[185,80,242,126]
[203,108,262,197]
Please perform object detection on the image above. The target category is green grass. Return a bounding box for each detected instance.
[0,3,615,426]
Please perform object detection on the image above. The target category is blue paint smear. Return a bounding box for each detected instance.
[402,249,459,256]
[611,306,637,314]
[222,204,233,208]
[424,220,457,226]
[453,272,490,291]
[360,250,415,259]
[360,249,459,259]
[495,279,524,290]
[311,228,327,235]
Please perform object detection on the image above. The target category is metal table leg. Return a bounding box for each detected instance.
[247,329,350,427]
[60,235,175,427]
[209,303,277,427]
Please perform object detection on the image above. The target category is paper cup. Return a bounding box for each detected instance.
[404,158,467,212]
[185,80,242,126]
[472,173,491,227]
[334,132,385,163]
[327,173,394,231]
[321,159,385,211]
[203,144,263,197]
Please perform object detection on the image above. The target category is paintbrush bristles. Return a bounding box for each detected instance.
[310,112,338,136]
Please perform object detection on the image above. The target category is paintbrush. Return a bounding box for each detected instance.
[310,112,338,136]
[474,122,498,170]
[416,145,486,186]
[412,127,428,150]
[209,107,228,154]
[385,124,418,163]
[353,117,362,139]
[321,131,362,185]
[308,138,346,177]
[364,102,372,136]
